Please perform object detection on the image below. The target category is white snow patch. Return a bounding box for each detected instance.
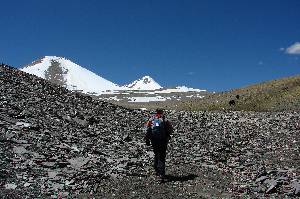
[175,86,206,92]
[106,96,121,101]
[186,94,205,98]
[128,96,167,102]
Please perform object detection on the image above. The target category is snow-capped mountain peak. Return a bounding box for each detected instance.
[125,75,162,90]
[21,56,123,94]
[20,56,206,99]
[141,76,154,84]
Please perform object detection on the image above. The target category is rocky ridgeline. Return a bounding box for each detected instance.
[0,64,150,198]
[1,64,300,198]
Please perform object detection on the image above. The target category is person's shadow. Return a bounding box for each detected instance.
[164,174,198,182]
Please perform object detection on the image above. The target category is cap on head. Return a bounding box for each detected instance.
[156,109,164,114]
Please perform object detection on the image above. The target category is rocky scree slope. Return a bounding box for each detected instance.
[95,111,300,198]
[0,64,149,197]
[1,64,300,198]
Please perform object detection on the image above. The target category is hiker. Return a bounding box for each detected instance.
[145,109,173,181]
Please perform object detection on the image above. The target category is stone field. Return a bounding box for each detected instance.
[0,64,299,198]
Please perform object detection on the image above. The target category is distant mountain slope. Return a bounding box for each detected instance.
[21,56,123,94]
[179,74,300,111]
[20,56,207,101]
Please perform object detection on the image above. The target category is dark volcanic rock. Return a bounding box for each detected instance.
[0,64,300,198]
[0,64,147,198]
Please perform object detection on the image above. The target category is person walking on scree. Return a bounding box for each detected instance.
[145,109,173,181]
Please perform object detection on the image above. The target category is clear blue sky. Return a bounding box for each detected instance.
[1,0,300,91]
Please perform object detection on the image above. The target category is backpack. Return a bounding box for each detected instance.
[150,114,167,140]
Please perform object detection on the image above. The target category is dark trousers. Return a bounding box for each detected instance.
[151,141,168,176]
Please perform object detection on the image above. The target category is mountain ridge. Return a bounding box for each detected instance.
[21,56,122,93]
[20,56,204,95]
